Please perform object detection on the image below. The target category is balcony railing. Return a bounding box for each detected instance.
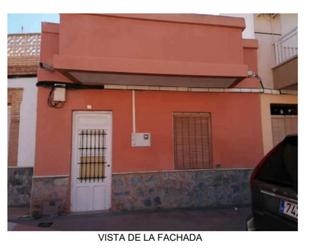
[274,27,298,66]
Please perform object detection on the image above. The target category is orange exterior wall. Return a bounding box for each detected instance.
[235,39,261,88]
[39,22,72,83]
[35,88,264,176]
[35,15,263,176]
[59,14,244,65]
[52,14,249,80]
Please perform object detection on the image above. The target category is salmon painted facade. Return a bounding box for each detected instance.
[26,14,297,216]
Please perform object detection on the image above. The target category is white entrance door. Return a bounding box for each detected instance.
[71,111,112,212]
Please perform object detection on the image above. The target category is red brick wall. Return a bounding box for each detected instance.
[8,56,39,76]
[8,88,23,166]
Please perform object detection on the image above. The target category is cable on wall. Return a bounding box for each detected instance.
[36,81,105,90]
[37,81,105,109]
[47,86,65,108]
[247,71,265,89]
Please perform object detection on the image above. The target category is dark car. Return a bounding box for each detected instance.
[247,134,298,231]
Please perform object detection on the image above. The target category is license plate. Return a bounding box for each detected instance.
[280,200,298,219]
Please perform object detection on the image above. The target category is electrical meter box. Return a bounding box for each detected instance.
[131,133,151,147]
[53,87,66,102]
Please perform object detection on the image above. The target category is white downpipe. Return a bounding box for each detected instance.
[132,90,136,133]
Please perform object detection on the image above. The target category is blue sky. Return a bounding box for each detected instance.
[8,14,59,33]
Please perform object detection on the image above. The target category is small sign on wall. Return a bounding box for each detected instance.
[131,133,151,147]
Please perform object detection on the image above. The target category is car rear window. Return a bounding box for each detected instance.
[256,136,298,191]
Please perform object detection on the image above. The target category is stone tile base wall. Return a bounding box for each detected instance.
[112,169,252,211]
[30,176,69,217]
[8,167,33,207]
[28,169,252,216]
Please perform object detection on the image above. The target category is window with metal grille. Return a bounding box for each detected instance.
[78,129,106,182]
[173,112,212,169]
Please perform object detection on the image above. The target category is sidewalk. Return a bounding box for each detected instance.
[8,206,251,231]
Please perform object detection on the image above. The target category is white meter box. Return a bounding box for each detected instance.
[53,87,66,102]
[131,133,151,147]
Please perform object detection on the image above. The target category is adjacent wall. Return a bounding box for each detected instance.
[8,77,37,167]
[254,14,297,89]
[260,93,298,154]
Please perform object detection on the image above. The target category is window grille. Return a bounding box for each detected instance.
[78,129,106,182]
[174,113,212,169]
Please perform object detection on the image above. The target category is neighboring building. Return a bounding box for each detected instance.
[8,33,40,206]
[254,14,297,154]
[225,14,298,154]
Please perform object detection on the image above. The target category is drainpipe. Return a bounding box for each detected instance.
[132,90,136,133]
[131,90,151,147]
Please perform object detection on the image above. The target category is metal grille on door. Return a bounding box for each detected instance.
[78,129,106,182]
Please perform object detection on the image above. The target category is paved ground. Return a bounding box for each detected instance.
[8,206,251,231]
